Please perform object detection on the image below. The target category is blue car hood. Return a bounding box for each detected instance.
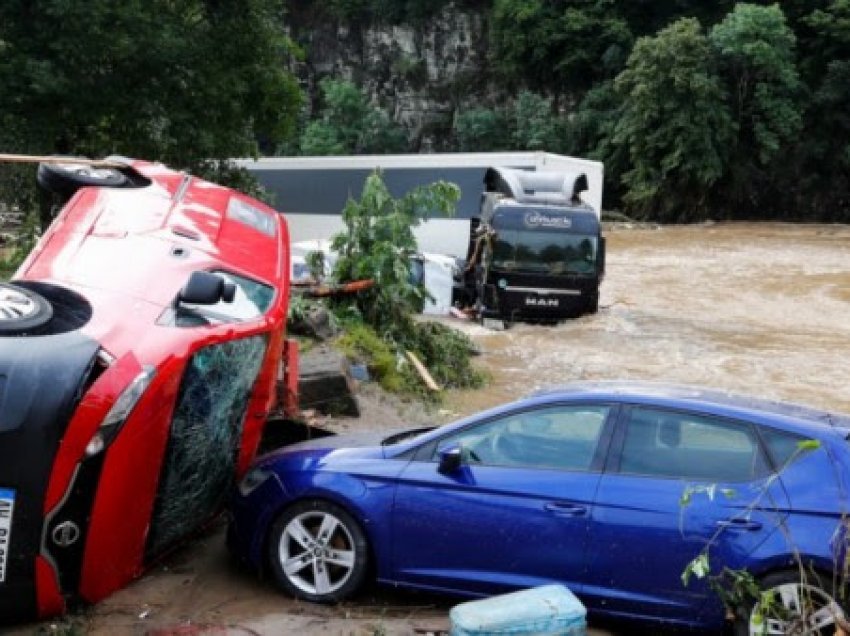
[257,430,391,468]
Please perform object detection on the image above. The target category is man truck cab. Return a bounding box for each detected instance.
[456,167,605,323]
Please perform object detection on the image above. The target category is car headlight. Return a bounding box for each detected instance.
[85,365,156,457]
[238,466,273,497]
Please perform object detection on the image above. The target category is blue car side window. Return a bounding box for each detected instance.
[434,405,609,471]
[619,408,763,482]
[760,426,806,470]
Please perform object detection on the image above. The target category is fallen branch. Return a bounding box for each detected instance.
[300,279,374,298]
[406,350,440,392]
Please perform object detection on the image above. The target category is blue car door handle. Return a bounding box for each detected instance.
[716,518,763,531]
[544,501,586,516]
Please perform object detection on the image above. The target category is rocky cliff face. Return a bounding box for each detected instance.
[286,2,496,151]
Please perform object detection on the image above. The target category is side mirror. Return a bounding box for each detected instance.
[177,271,236,306]
[437,444,464,474]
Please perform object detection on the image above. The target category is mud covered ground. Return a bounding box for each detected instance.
[18,222,850,635]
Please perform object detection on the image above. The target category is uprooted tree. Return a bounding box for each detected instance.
[297,171,487,399]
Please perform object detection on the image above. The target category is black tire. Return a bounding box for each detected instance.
[734,569,846,636]
[0,282,54,334]
[267,499,368,604]
[37,159,128,197]
[586,291,600,315]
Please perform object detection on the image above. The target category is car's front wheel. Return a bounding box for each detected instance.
[267,499,368,604]
[737,570,846,635]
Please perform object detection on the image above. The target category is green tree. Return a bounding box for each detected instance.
[331,171,459,332]
[567,80,628,208]
[612,18,735,221]
[709,4,803,212]
[618,1,736,37]
[511,91,565,151]
[329,172,484,397]
[0,0,301,166]
[299,79,407,155]
[794,1,850,218]
[453,91,565,152]
[491,0,633,95]
[454,108,512,152]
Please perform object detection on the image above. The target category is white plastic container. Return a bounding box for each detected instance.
[449,585,587,636]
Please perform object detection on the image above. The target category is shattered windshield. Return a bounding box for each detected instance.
[492,231,598,274]
[146,334,268,557]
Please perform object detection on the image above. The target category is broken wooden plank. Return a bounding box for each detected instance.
[406,350,441,392]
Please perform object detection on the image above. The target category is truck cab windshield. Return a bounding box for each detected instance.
[492,230,598,275]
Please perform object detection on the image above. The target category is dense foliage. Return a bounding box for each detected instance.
[3,1,850,228]
[0,0,302,239]
[289,0,850,222]
[611,19,735,221]
[300,79,406,155]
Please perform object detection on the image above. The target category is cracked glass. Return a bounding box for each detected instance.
[146,334,268,557]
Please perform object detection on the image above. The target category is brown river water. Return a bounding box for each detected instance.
[449,222,850,418]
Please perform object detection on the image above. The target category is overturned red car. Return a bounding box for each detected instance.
[0,158,291,621]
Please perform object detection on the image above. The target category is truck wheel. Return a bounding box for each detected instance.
[586,292,600,314]
[37,159,128,198]
[0,282,53,334]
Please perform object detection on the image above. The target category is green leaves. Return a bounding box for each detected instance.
[682,552,710,586]
[454,91,567,153]
[299,79,407,155]
[797,439,821,452]
[612,18,735,221]
[491,0,633,95]
[680,484,737,507]
[710,4,803,171]
[331,171,459,333]
[0,0,302,166]
[330,172,482,399]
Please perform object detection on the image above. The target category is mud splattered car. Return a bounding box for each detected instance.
[0,158,291,621]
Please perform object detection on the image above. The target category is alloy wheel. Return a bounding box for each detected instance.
[750,582,844,635]
[277,510,357,596]
[0,285,39,322]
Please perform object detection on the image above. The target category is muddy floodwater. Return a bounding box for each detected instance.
[449,222,850,418]
[18,222,850,636]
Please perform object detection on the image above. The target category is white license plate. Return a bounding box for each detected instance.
[0,488,14,583]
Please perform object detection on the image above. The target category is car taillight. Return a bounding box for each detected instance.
[85,366,156,457]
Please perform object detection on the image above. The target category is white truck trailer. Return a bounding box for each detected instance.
[236,152,603,258]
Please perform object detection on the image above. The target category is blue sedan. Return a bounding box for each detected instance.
[228,382,850,633]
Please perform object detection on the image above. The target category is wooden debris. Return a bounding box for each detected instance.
[300,279,374,298]
[406,350,441,392]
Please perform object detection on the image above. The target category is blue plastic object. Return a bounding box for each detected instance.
[449,585,587,635]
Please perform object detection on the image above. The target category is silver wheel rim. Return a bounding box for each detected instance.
[0,286,38,322]
[278,511,356,596]
[750,582,844,635]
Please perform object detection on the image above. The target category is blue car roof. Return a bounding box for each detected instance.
[526,381,850,435]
